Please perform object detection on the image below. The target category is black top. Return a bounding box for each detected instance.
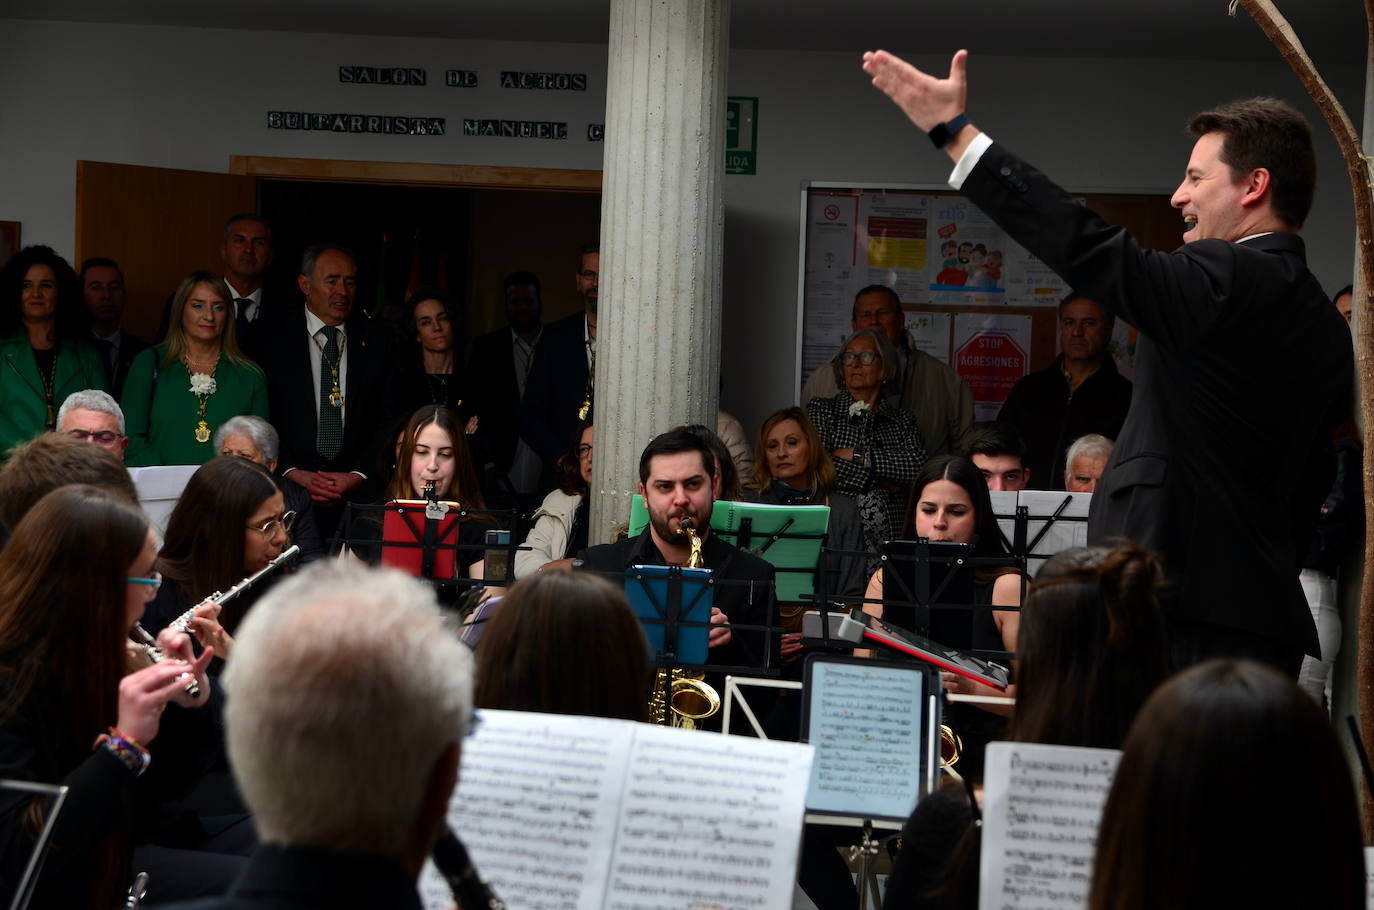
[157,844,424,910]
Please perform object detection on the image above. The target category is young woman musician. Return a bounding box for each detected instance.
[0,486,216,908]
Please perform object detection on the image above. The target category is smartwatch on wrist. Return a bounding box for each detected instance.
[927,113,970,149]
[851,449,868,467]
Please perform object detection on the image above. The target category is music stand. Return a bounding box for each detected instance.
[2,780,68,910]
[623,565,713,666]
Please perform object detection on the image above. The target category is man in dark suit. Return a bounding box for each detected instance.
[863,49,1352,676]
[520,243,598,488]
[576,430,776,681]
[252,244,397,535]
[80,257,149,399]
[466,270,544,495]
[217,214,276,357]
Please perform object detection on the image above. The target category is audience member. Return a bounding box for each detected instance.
[1332,283,1353,324]
[1089,659,1364,910]
[676,422,744,502]
[214,415,325,564]
[81,256,149,399]
[861,52,1352,678]
[997,294,1131,489]
[521,244,598,488]
[0,486,218,909]
[121,271,268,467]
[0,432,137,541]
[513,422,592,577]
[57,388,129,460]
[475,571,647,721]
[801,285,973,456]
[147,456,293,644]
[715,409,755,482]
[806,328,925,554]
[0,245,108,459]
[466,270,545,498]
[885,543,1170,909]
[400,285,467,414]
[252,244,398,534]
[217,215,276,354]
[161,563,475,910]
[1063,433,1112,493]
[577,430,776,677]
[962,422,1030,491]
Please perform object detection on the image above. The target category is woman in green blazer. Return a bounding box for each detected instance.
[0,246,108,460]
[122,271,268,467]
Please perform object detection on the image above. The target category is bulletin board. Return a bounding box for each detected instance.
[795,183,1177,420]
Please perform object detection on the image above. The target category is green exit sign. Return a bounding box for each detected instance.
[725,96,758,175]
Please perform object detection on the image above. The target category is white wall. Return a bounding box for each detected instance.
[0,20,1361,435]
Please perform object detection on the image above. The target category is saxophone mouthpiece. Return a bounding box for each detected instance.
[679,517,694,531]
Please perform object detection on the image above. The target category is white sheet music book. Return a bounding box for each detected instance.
[127,464,199,534]
[1364,846,1374,909]
[978,741,1121,910]
[991,490,1092,578]
[418,709,814,910]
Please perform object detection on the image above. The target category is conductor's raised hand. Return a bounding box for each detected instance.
[861,48,968,133]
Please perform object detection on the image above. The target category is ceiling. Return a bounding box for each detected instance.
[5,0,1368,64]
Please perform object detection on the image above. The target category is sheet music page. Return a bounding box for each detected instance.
[804,660,926,820]
[1363,846,1374,908]
[604,725,813,910]
[978,741,1121,910]
[419,710,632,910]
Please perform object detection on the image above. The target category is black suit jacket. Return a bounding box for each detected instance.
[520,311,590,470]
[250,304,399,480]
[962,141,1352,654]
[102,329,151,401]
[465,325,524,474]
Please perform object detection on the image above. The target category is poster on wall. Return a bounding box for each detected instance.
[952,313,1032,421]
[908,312,952,365]
[799,185,1069,396]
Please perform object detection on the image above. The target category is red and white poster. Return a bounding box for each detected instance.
[953,314,1032,421]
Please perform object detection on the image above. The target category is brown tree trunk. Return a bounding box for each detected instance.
[1232,0,1374,839]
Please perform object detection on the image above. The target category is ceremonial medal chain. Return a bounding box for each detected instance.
[39,349,58,428]
[311,331,346,408]
[184,355,218,444]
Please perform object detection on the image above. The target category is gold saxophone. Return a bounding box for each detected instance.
[647,518,722,728]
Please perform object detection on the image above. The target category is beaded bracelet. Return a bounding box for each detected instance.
[93,727,150,777]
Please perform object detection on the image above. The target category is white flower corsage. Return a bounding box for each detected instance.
[847,399,870,419]
[188,373,217,396]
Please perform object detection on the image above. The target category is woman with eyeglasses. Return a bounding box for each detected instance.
[805,327,926,563]
[0,485,220,908]
[143,456,294,657]
[514,421,593,577]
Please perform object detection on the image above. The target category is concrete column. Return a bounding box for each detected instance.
[590,0,729,543]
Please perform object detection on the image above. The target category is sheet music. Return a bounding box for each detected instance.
[991,490,1091,578]
[804,661,925,820]
[605,725,813,910]
[420,711,632,910]
[979,742,1121,910]
[1364,846,1374,908]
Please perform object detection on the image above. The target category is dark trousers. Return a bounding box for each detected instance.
[1167,616,1304,679]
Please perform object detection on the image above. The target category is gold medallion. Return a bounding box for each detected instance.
[578,399,590,421]
[329,389,345,408]
[194,420,211,443]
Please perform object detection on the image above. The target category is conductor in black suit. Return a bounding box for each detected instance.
[520,243,598,489]
[252,244,397,534]
[862,49,1352,677]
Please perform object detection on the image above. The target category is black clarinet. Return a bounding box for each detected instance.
[432,827,505,910]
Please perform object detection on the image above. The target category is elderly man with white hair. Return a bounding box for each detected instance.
[213,415,324,562]
[161,563,475,909]
[56,388,129,460]
[1064,433,1113,493]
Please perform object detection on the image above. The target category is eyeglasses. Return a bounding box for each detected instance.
[248,511,296,539]
[127,571,162,602]
[577,444,593,459]
[66,429,122,447]
[840,351,881,365]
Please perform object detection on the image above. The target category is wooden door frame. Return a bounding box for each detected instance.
[228,156,602,192]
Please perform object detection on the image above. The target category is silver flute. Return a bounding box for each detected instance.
[168,545,301,634]
[130,624,200,699]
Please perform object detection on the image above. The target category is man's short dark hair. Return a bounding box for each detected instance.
[576,241,599,271]
[638,430,717,487]
[223,213,273,243]
[1058,291,1117,335]
[503,270,542,301]
[79,257,122,284]
[963,421,1026,462]
[299,243,356,278]
[0,434,138,532]
[851,284,900,318]
[1188,97,1315,229]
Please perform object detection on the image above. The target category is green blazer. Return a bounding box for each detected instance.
[121,345,270,467]
[0,333,109,459]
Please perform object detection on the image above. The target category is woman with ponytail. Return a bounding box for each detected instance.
[883,542,1171,910]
